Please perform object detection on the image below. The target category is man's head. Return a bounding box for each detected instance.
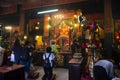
[94,50,102,62]
[46,46,52,53]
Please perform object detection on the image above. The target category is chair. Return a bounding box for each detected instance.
[93,65,111,80]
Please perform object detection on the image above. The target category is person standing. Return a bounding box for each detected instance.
[11,38,24,64]
[81,41,88,77]
[42,47,55,80]
[51,41,58,55]
[71,41,77,55]
[51,41,58,67]
[20,40,32,79]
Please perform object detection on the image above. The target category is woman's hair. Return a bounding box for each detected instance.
[14,38,21,47]
[46,47,51,53]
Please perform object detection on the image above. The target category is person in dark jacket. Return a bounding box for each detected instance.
[11,38,24,64]
[20,40,32,79]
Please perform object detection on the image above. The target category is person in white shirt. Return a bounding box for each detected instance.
[10,53,15,62]
[42,46,55,80]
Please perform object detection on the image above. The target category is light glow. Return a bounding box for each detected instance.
[5,26,12,30]
[37,9,58,14]
[35,35,39,40]
[35,26,39,30]
[24,35,27,40]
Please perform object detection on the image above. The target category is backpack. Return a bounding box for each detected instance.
[43,53,51,68]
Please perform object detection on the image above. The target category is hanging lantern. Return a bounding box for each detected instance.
[116,35,119,39]
[115,32,120,42]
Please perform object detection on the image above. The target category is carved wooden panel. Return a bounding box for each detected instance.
[0,5,17,15]
[0,0,86,15]
[22,0,86,10]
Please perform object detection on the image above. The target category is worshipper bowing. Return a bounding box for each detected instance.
[93,52,114,80]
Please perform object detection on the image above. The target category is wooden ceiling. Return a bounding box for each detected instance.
[0,0,103,15]
[0,0,86,8]
[0,0,104,25]
[0,0,90,15]
[0,0,119,25]
[0,0,118,14]
[0,0,26,7]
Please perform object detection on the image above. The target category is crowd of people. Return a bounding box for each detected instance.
[2,36,120,80]
[9,38,57,80]
[10,38,35,80]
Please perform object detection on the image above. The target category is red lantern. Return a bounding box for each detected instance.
[116,35,119,39]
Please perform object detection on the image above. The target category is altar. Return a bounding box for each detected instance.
[32,51,72,68]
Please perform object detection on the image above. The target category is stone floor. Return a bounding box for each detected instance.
[28,66,94,80]
[28,66,68,80]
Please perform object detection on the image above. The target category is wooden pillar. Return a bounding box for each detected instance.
[44,14,49,37]
[44,14,50,45]
[19,7,25,34]
[104,0,114,58]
